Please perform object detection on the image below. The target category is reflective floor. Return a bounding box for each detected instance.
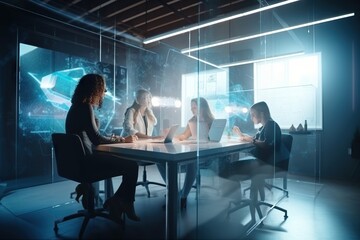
[1,165,360,239]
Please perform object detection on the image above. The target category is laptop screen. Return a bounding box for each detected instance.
[208,119,227,142]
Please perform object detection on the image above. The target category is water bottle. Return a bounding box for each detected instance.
[304,120,308,132]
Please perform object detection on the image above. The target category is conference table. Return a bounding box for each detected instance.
[95,137,252,239]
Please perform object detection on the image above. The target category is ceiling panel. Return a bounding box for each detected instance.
[4,0,281,42]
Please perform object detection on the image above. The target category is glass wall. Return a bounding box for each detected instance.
[1,0,357,238]
[148,0,354,238]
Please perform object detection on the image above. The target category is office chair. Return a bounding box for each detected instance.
[243,134,292,197]
[136,161,166,198]
[195,158,221,194]
[51,133,123,238]
[253,133,293,220]
[227,134,292,222]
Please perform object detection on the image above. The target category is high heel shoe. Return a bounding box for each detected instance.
[104,197,122,220]
[104,197,141,222]
[180,197,187,210]
[120,200,141,221]
[75,183,94,209]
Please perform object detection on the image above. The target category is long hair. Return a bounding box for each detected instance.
[250,101,271,121]
[125,89,156,124]
[71,74,106,108]
[191,97,215,126]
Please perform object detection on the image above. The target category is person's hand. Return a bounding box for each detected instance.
[232,126,243,137]
[124,135,138,143]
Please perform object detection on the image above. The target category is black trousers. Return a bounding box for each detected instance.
[87,152,139,203]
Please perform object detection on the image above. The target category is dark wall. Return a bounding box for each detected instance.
[317,14,360,181]
[0,4,159,188]
[0,19,17,180]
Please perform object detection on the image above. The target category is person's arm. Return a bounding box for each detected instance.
[255,121,277,150]
[124,109,161,139]
[135,132,154,139]
[123,108,142,136]
[232,126,253,142]
[176,124,191,141]
[83,104,113,145]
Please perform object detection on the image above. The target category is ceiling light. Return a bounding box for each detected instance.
[219,52,304,68]
[185,54,221,69]
[182,13,355,54]
[143,0,299,44]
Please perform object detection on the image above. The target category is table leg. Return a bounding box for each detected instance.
[104,178,114,200]
[166,161,178,239]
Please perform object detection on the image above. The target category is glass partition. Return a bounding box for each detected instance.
[5,0,357,238]
[151,0,330,238]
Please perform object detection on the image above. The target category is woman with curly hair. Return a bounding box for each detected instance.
[65,73,140,221]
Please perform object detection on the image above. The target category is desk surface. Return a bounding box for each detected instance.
[95,137,253,164]
[95,136,253,239]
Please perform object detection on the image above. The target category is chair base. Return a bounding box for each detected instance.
[257,200,288,220]
[227,198,262,222]
[243,182,289,198]
[54,207,125,238]
[136,181,166,198]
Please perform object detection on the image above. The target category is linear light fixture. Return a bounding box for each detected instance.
[143,0,299,44]
[218,51,304,68]
[185,54,221,69]
[181,13,355,54]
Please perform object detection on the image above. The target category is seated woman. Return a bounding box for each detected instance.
[121,88,163,140]
[65,73,140,221]
[221,101,289,201]
[158,97,215,209]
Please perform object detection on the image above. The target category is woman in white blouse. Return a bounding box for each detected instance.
[121,89,162,140]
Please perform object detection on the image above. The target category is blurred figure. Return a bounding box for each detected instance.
[221,101,289,200]
[158,97,215,209]
[66,73,140,221]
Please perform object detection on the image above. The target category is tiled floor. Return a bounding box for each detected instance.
[1,165,360,239]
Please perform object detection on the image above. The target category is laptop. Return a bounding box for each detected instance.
[187,119,227,143]
[208,119,227,142]
[143,124,179,143]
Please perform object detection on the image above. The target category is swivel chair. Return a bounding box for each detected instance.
[136,161,166,198]
[51,133,123,239]
[114,128,166,198]
[227,134,292,222]
[252,134,292,220]
[243,134,292,197]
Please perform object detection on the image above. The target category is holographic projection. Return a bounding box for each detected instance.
[18,43,126,181]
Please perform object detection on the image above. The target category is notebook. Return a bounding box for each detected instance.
[187,119,227,143]
[144,124,179,143]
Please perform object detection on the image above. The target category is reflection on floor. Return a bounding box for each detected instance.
[1,164,360,239]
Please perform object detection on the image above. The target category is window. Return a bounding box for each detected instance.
[254,53,322,129]
[181,69,229,126]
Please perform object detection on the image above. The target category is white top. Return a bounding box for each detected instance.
[188,120,209,140]
[122,108,157,136]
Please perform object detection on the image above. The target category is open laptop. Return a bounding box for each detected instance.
[143,124,179,143]
[187,119,227,143]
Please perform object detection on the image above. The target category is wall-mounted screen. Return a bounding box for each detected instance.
[18,43,126,181]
